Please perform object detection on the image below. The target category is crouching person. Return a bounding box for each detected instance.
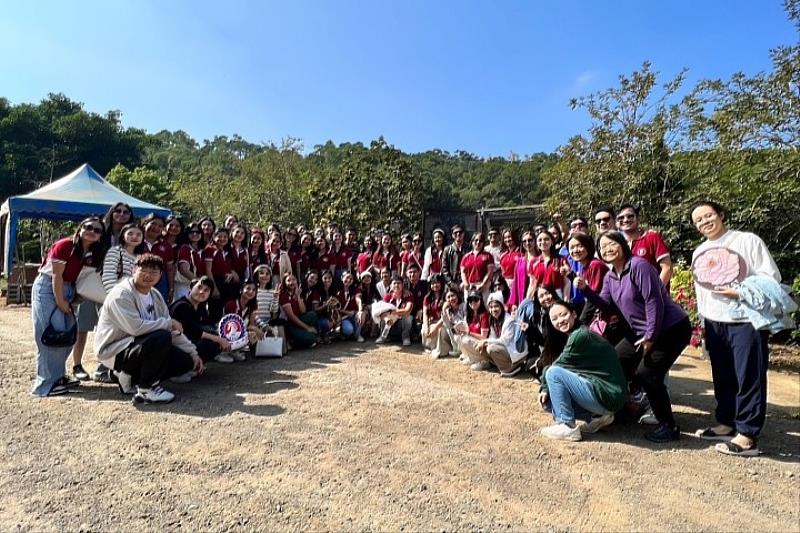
[94,254,205,404]
[538,301,626,441]
[376,276,414,346]
[169,276,233,363]
[469,291,528,377]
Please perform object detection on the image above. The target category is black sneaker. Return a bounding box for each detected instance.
[56,375,81,389]
[93,364,113,383]
[73,364,90,381]
[47,383,69,396]
[645,423,680,443]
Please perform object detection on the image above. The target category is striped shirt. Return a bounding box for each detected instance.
[255,287,280,322]
[102,246,137,293]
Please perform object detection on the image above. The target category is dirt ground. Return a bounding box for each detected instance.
[1,305,798,533]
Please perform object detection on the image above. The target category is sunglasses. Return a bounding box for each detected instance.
[188,229,201,234]
[82,225,103,234]
[468,298,481,303]
[595,216,612,223]
[113,209,131,215]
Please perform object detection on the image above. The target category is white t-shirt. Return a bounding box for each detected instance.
[136,291,157,321]
[692,229,781,323]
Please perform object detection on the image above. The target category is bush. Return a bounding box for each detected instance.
[671,261,703,347]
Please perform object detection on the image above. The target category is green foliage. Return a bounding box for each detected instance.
[106,164,173,208]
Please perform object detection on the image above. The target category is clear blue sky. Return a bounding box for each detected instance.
[1,0,794,157]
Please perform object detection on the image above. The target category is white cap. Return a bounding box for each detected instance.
[487,290,505,307]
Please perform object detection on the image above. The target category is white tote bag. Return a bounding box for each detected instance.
[76,266,106,304]
[255,336,284,358]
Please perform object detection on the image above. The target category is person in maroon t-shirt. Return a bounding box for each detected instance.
[376,277,414,346]
[499,229,523,287]
[202,228,239,321]
[421,274,448,357]
[372,234,400,277]
[527,230,570,301]
[405,264,428,323]
[312,236,334,276]
[460,232,495,303]
[142,214,175,302]
[330,231,351,282]
[616,203,673,286]
[356,236,375,275]
[229,224,250,284]
[249,228,268,272]
[336,271,362,341]
[32,217,106,397]
[401,233,425,280]
[455,291,490,368]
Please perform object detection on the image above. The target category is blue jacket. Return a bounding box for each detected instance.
[729,275,798,333]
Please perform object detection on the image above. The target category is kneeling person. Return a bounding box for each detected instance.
[95,254,205,404]
[538,301,626,441]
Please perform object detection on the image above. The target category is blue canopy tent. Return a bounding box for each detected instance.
[0,163,171,276]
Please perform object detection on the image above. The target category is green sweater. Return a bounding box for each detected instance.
[540,326,626,413]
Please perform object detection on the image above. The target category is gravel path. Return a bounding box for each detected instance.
[1,306,798,532]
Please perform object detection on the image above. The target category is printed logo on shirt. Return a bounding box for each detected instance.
[637,248,647,256]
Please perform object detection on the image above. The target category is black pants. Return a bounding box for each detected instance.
[615,317,692,426]
[196,338,221,362]
[113,330,194,387]
[704,319,769,438]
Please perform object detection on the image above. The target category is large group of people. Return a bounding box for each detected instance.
[29,200,794,457]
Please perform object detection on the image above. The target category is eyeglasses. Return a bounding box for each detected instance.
[617,214,636,222]
[82,225,103,234]
[595,216,612,224]
[113,209,131,215]
[138,268,161,276]
[570,222,587,228]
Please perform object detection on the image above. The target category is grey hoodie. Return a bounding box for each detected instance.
[94,277,198,367]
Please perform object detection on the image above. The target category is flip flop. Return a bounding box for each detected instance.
[695,427,735,441]
[715,441,761,457]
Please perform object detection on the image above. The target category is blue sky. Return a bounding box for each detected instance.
[1,0,795,157]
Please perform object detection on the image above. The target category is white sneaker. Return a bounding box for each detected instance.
[459,355,472,366]
[357,336,365,343]
[470,361,492,372]
[402,338,411,346]
[113,370,135,394]
[540,423,582,441]
[580,414,615,434]
[230,351,247,362]
[214,353,234,364]
[375,336,387,344]
[430,350,442,359]
[638,410,659,425]
[448,351,461,357]
[169,371,194,384]
[499,365,523,378]
[133,385,175,404]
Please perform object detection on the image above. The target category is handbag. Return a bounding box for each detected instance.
[76,266,106,304]
[41,308,77,347]
[255,336,283,358]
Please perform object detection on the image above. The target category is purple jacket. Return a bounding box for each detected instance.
[585,257,687,341]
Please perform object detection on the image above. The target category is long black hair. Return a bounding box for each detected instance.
[102,202,134,248]
[73,216,108,269]
[465,293,488,324]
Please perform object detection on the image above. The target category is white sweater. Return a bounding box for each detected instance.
[692,230,781,323]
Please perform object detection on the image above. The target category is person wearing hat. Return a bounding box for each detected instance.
[468,291,528,376]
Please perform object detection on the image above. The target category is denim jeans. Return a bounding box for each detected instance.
[545,365,613,425]
[340,316,361,339]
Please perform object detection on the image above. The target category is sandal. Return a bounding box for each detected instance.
[695,427,735,441]
[715,440,761,457]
